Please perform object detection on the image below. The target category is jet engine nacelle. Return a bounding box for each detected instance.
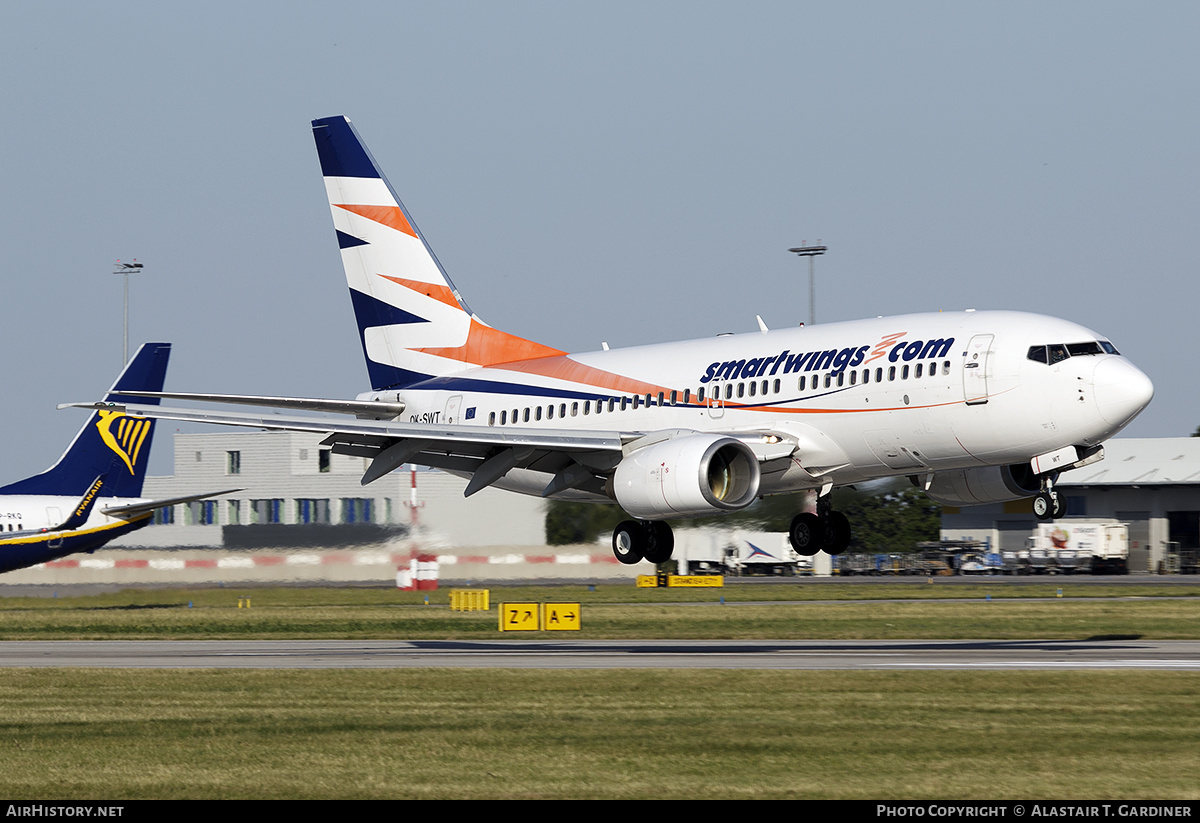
[612,434,761,519]
[923,464,1041,507]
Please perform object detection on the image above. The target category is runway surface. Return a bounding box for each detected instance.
[1,639,1197,669]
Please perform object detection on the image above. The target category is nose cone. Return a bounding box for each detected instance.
[1093,358,1154,429]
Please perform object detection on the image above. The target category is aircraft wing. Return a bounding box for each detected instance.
[60,400,798,499]
[101,488,245,519]
[119,390,406,419]
[62,400,634,496]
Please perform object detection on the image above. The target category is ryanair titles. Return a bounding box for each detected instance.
[698,333,956,384]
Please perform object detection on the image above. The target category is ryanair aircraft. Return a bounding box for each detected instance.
[2,344,233,574]
[70,117,1154,565]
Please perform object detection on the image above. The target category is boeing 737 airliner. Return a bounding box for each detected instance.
[1,344,235,574]
[71,116,1155,565]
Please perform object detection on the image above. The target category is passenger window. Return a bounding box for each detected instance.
[696,388,704,403]
[489,412,496,426]
[915,364,923,379]
[798,376,806,391]
[902,365,909,380]
[535,406,542,421]
[725,384,733,400]
[523,408,530,422]
[572,402,579,416]
[850,370,857,386]
[773,379,780,393]
[748,382,756,397]
[888,366,896,381]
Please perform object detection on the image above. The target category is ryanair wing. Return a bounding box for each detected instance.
[100,488,243,519]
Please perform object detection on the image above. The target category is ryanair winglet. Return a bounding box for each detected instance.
[0,343,170,498]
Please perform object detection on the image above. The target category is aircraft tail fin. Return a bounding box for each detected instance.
[311,116,563,392]
[0,343,170,498]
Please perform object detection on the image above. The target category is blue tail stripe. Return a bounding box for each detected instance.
[337,230,368,250]
[312,116,381,179]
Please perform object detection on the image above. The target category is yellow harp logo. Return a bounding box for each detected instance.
[95,411,152,475]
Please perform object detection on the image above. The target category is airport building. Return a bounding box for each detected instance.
[122,430,549,548]
[0,430,632,587]
[940,438,1200,573]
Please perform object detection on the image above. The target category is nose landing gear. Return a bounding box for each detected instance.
[1033,474,1066,521]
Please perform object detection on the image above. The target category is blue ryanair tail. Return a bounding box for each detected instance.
[0,344,235,574]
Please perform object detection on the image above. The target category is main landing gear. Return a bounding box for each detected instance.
[612,520,674,565]
[788,494,851,557]
[608,493,854,566]
[1032,473,1066,521]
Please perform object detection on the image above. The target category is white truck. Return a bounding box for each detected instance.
[672,529,810,576]
[1025,520,1129,575]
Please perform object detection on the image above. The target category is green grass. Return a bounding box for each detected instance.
[2,582,1198,799]
[1,583,1199,639]
[0,669,1196,799]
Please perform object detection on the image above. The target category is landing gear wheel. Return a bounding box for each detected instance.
[824,511,851,555]
[612,520,645,565]
[1033,492,1054,521]
[642,521,675,564]
[1051,493,1067,520]
[789,512,824,557]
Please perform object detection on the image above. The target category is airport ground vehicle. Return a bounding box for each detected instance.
[672,529,807,576]
[1024,520,1129,574]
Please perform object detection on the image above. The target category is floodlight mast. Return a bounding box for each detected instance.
[788,244,826,326]
[112,260,145,364]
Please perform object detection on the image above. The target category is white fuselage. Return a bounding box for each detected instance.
[0,495,146,535]
[380,310,1153,497]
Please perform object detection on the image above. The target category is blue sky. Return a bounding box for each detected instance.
[1,1,1196,478]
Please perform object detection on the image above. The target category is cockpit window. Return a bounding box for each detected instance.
[1028,340,1119,365]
